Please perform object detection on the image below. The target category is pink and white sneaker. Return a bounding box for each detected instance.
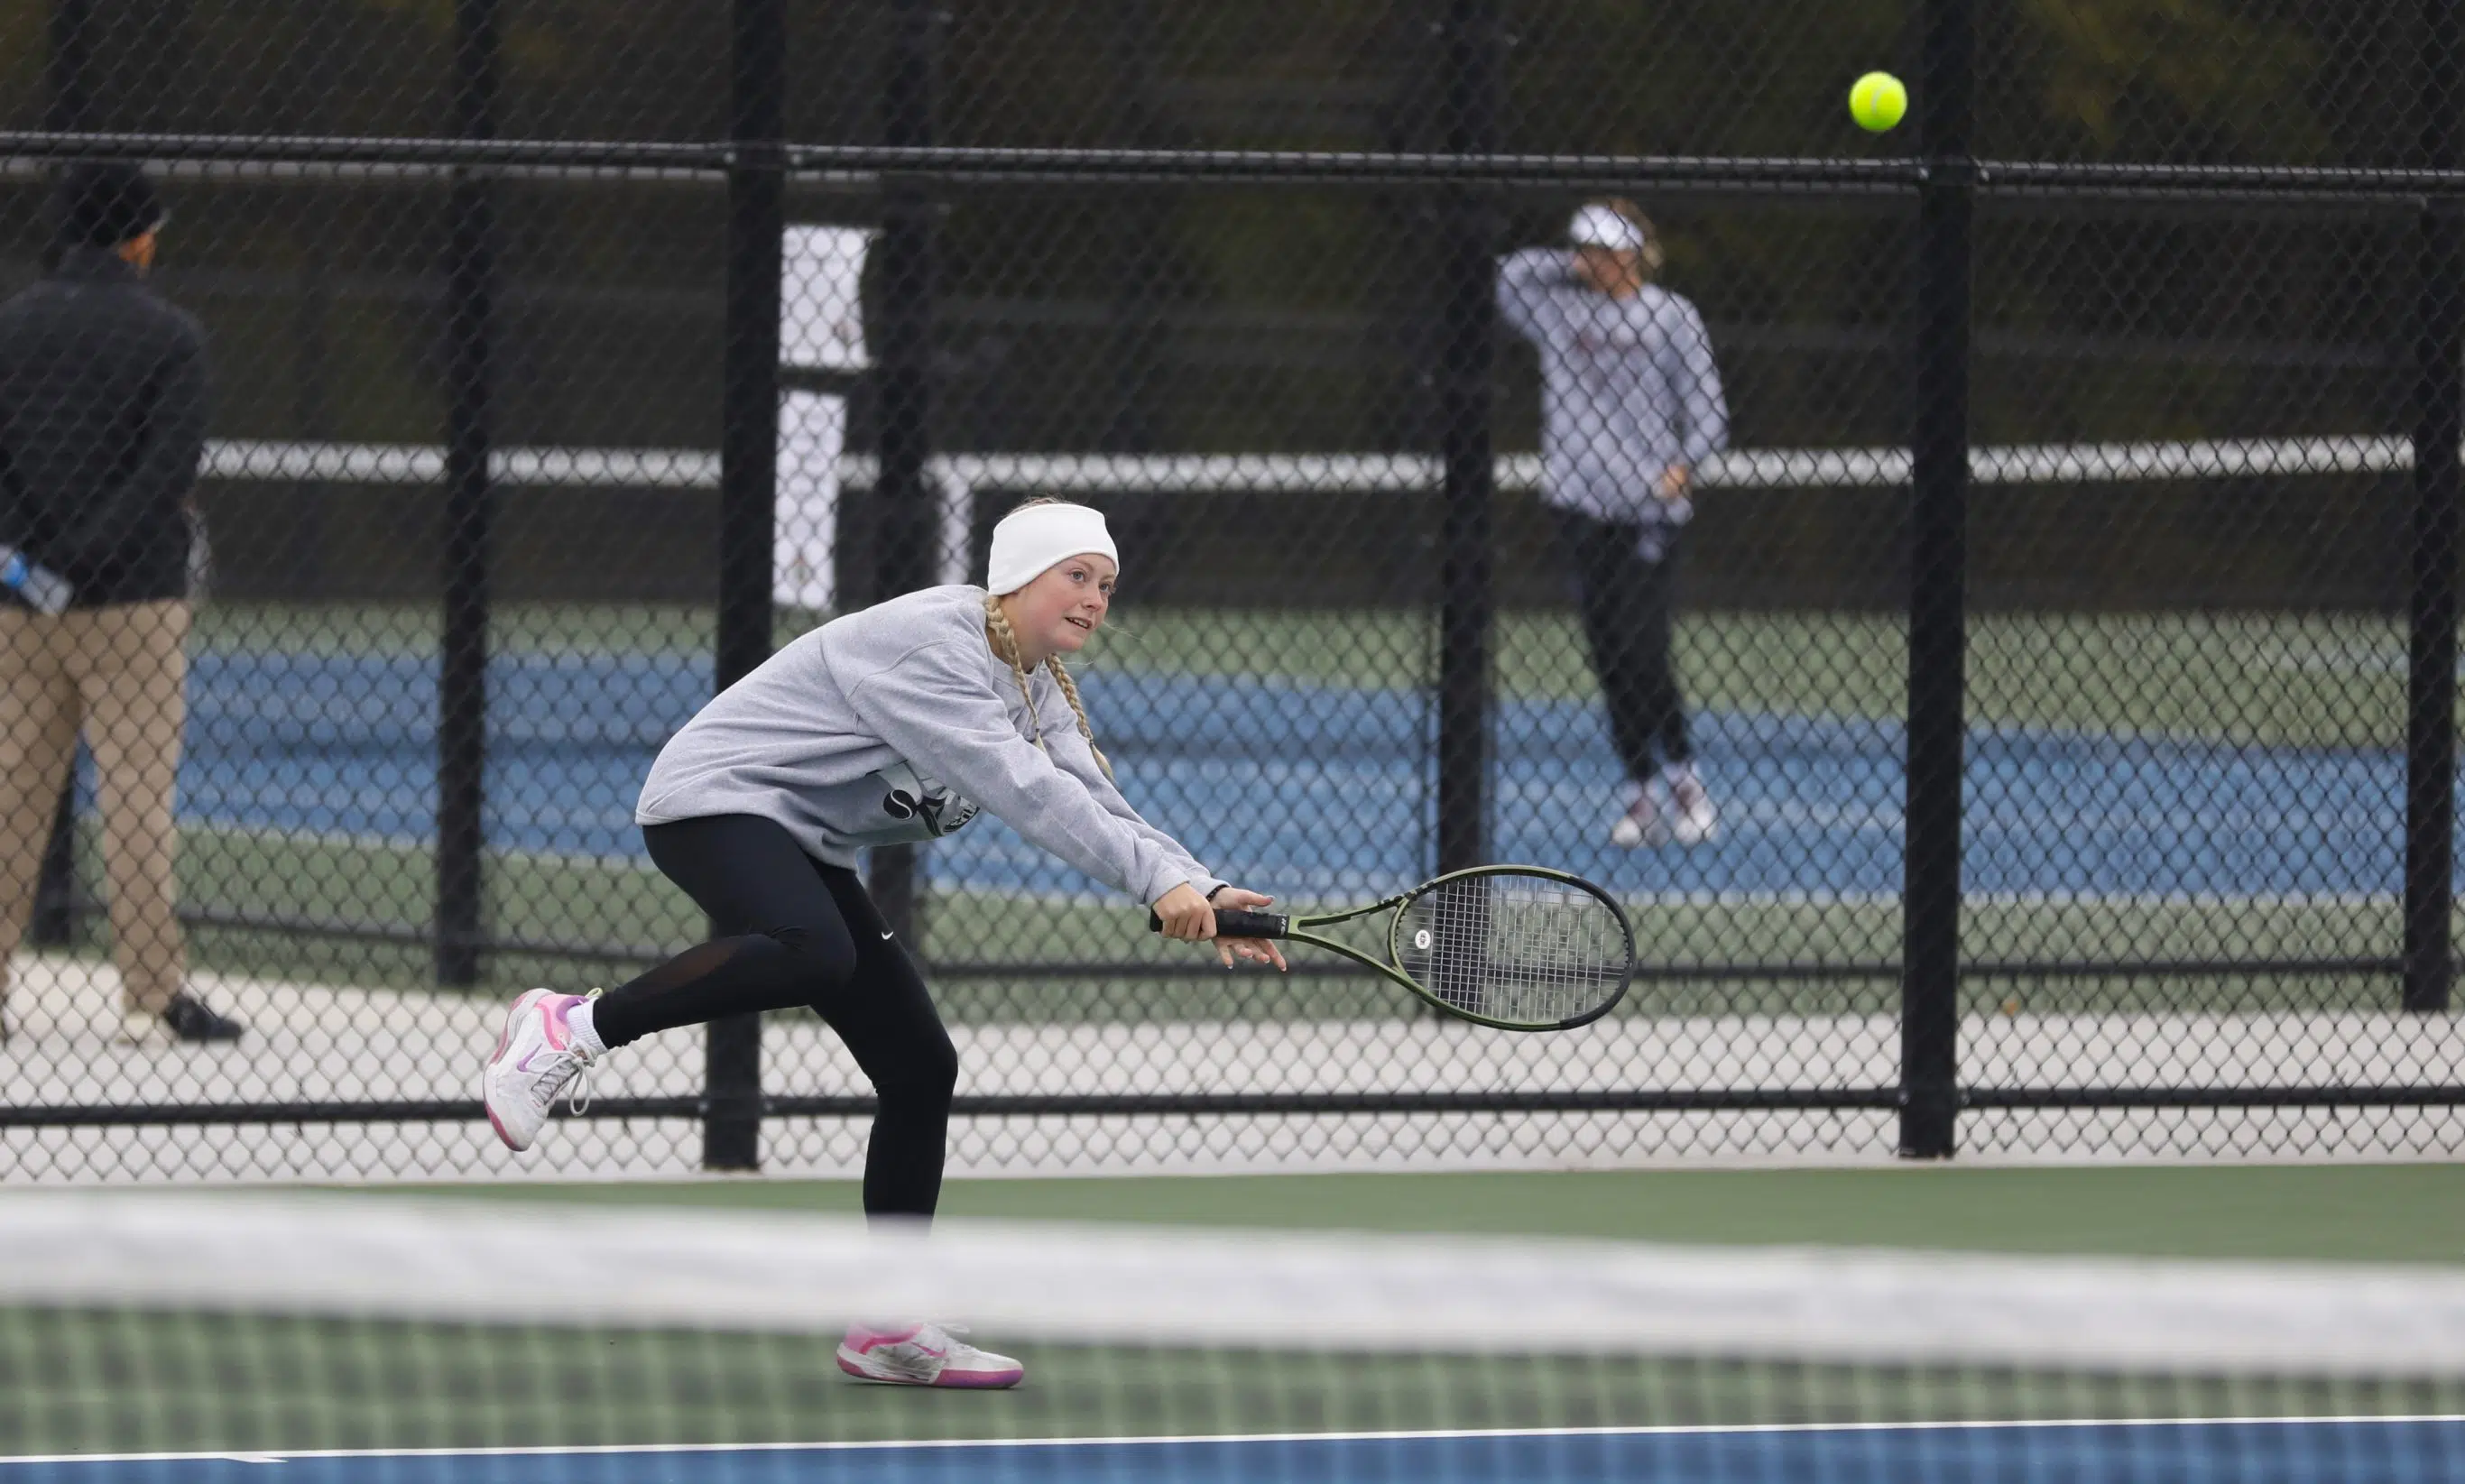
[836,1322,1024,1388]
[1608,788,1665,850]
[481,988,597,1152]
[1666,763,1719,846]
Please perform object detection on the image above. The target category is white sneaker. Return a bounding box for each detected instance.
[837,1322,1024,1388]
[481,988,597,1152]
[1608,789,1663,849]
[1667,768,1719,846]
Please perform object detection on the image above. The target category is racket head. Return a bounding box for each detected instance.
[1386,866,1636,1031]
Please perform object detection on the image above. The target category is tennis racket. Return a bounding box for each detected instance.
[1149,865,1635,1032]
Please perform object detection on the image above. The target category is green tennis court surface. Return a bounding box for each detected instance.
[369,1164,2465,1266]
[71,602,2455,1000]
[5,1186,2460,1471]
[183,604,2429,751]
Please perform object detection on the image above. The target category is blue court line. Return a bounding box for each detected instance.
[103,650,2442,900]
[7,1417,2460,1484]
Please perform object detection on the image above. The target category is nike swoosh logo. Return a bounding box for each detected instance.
[880,930,895,940]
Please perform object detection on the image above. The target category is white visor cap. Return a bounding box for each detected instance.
[985,502,1120,596]
[1568,204,1648,253]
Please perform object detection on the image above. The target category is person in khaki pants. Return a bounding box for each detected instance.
[0,162,240,1043]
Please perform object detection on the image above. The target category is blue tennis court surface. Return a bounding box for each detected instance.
[141,650,2424,899]
[9,1419,2460,1483]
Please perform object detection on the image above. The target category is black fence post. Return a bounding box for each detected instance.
[705,0,789,1173]
[1897,0,1974,1160]
[865,0,939,942]
[44,0,90,137]
[2406,0,2464,1016]
[1434,0,1500,876]
[29,0,94,950]
[434,0,498,988]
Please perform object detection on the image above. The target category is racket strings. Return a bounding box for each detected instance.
[1400,874,1632,1027]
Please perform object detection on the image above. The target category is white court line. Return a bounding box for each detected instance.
[7,1413,2459,1468]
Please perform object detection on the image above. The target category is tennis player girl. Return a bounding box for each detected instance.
[479,499,1284,1388]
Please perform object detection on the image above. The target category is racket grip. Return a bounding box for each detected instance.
[1148,907,1290,938]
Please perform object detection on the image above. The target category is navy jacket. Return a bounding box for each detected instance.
[0,246,208,607]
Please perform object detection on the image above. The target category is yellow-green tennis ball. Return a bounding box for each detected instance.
[1850,71,1906,133]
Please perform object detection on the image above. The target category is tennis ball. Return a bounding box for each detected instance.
[1849,71,1906,133]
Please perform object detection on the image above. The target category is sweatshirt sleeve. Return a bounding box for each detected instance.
[1044,718,1226,900]
[842,639,1214,904]
[1666,295,1730,466]
[1494,248,1570,346]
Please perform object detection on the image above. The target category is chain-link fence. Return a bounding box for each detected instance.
[2,0,2460,1182]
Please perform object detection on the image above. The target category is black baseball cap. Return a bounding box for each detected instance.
[57,161,168,248]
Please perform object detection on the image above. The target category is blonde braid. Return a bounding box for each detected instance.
[1044,655,1114,782]
[982,592,1045,750]
[983,591,1115,782]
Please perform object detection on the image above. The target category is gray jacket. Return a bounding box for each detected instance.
[0,247,208,607]
[638,585,1222,905]
[1495,248,1729,530]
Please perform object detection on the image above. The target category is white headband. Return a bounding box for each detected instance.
[1568,204,1647,253]
[985,502,1119,595]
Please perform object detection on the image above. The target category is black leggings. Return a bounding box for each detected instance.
[1555,509,1693,780]
[593,814,958,1221]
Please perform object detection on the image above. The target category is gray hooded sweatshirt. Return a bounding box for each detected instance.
[1495,247,1730,534]
[637,585,1221,906]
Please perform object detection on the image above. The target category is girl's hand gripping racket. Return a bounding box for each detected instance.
[1151,865,1635,1032]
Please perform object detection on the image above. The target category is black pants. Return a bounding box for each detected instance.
[1554,509,1693,781]
[593,814,958,1221]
